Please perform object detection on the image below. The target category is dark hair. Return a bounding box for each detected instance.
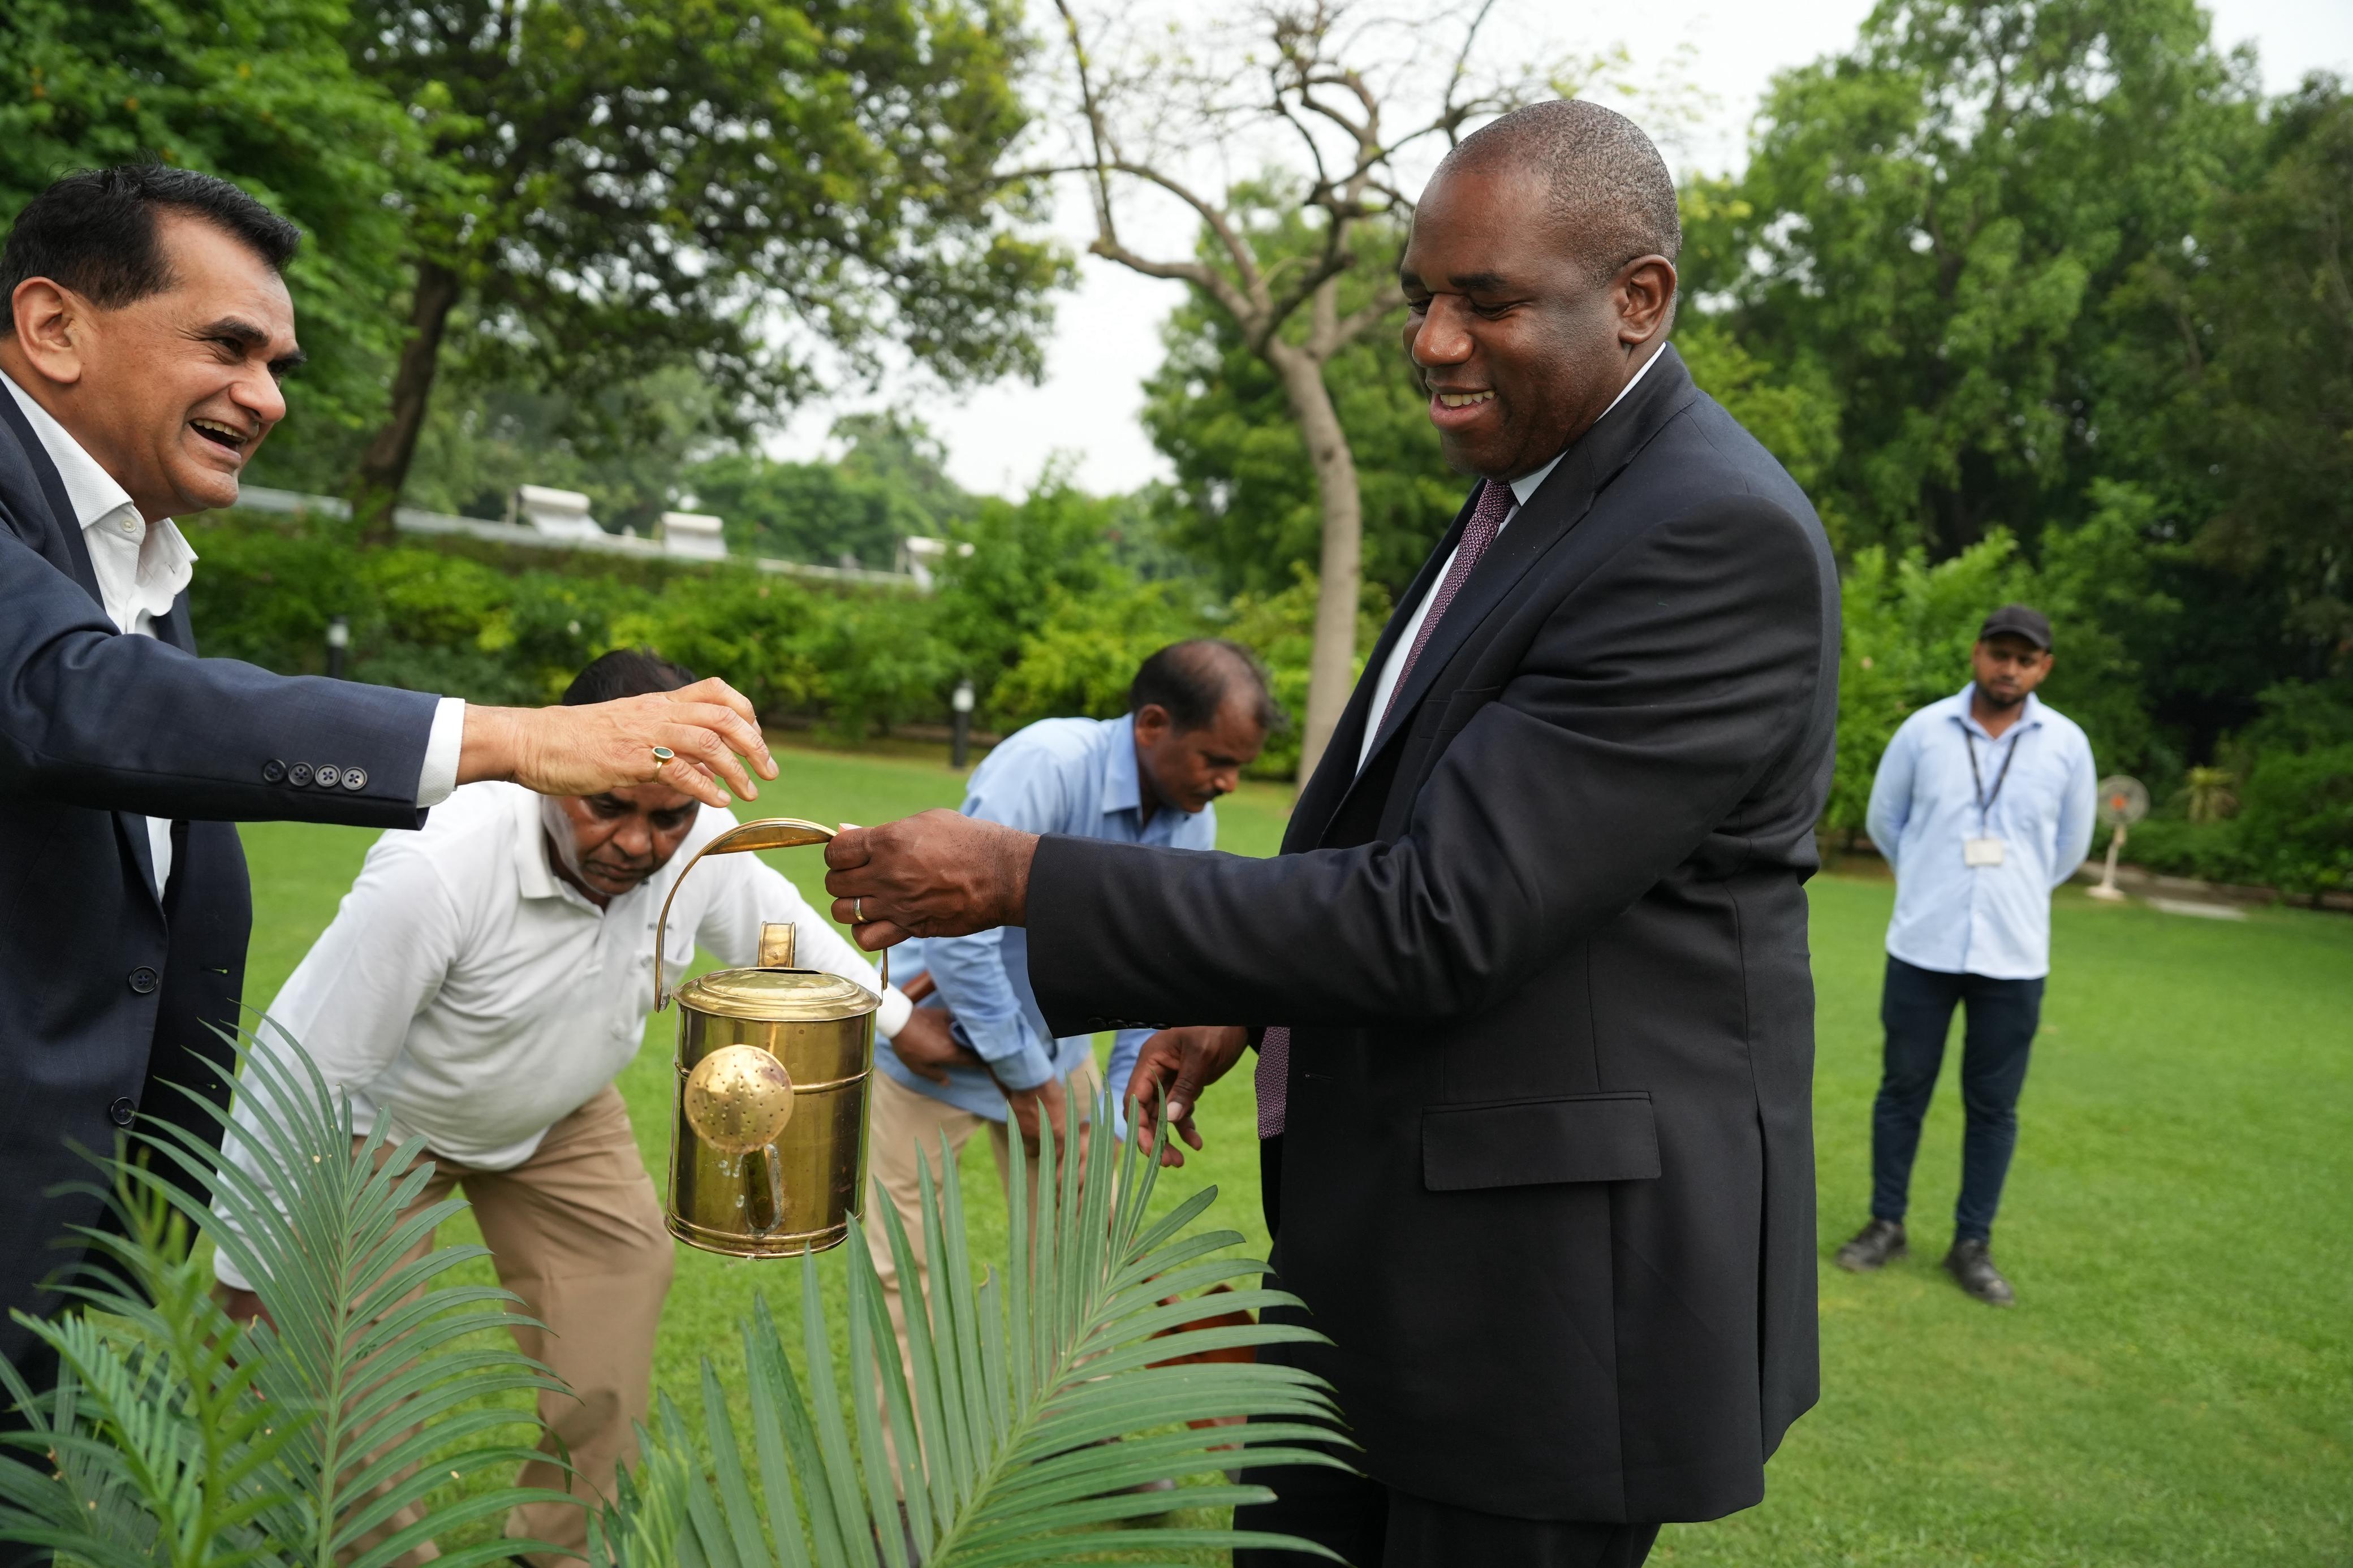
[1128,640,1283,734]
[1441,100,1682,286]
[2,165,303,327]
[563,647,699,705]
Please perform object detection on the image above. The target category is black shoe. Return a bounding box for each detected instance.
[1944,1238,2015,1306]
[1835,1217,1907,1272]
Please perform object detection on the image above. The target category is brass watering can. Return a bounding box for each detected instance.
[651,818,885,1258]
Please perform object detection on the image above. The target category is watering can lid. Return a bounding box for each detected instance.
[675,965,880,1022]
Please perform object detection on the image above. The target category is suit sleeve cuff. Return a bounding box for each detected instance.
[415,698,466,807]
[876,987,913,1042]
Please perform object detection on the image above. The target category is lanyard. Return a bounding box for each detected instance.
[1963,725,2026,830]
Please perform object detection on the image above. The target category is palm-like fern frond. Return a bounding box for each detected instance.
[0,1025,578,1568]
[599,1095,1351,1568]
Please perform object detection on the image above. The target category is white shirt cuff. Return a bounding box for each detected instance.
[876,986,913,1042]
[416,697,466,806]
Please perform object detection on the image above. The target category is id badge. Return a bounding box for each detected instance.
[1964,836,2007,867]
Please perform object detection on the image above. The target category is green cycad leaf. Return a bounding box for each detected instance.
[604,1092,1351,1567]
[0,1024,587,1568]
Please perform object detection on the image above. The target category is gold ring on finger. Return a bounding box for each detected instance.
[652,745,675,774]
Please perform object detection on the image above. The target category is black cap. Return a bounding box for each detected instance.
[1979,603,2052,650]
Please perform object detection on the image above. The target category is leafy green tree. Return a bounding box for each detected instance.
[1671,318,1846,537]
[393,363,726,533]
[1137,206,1463,604]
[2109,75,2353,661]
[1039,1,1580,782]
[1686,0,2255,560]
[931,472,1129,717]
[687,416,978,569]
[0,0,425,440]
[829,413,978,536]
[684,457,915,572]
[343,0,1070,538]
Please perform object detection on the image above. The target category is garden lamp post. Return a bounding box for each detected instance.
[326,615,350,681]
[951,678,975,770]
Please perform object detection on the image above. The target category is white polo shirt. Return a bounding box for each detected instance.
[213,783,908,1286]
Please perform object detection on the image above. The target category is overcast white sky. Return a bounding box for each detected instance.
[768,0,2353,499]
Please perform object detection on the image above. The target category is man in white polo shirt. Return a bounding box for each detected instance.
[212,649,959,1562]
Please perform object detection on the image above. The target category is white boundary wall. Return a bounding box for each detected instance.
[229,485,923,591]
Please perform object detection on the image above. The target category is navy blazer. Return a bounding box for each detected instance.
[1023,347,1841,1523]
[0,387,438,1371]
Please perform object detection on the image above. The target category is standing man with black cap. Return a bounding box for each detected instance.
[1837,604,2096,1305]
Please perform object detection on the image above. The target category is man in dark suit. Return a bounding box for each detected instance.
[820,101,1838,1567]
[0,165,778,1384]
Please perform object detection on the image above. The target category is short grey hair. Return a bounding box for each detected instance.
[1440,100,1682,285]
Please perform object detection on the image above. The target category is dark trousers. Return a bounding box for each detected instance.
[1870,955,2044,1243]
[1234,1457,1658,1568]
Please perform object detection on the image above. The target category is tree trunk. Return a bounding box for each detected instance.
[352,260,463,545]
[1265,338,1364,791]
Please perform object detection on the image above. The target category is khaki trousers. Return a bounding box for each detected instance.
[375,1085,674,1565]
[861,1057,1101,1383]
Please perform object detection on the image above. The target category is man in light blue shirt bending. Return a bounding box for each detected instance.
[864,640,1274,1354]
[1837,604,2096,1306]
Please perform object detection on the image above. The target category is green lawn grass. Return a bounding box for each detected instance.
[234,740,2352,1566]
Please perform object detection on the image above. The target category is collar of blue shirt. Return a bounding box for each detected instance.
[1952,683,2046,742]
[1099,712,1145,819]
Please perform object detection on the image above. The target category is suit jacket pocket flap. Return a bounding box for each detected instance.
[1422,1093,1660,1191]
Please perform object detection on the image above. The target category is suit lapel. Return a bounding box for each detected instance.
[1285,490,1476,852]
[1344,345,1703,800]
[0,382,171,909]
[0,380,102,599]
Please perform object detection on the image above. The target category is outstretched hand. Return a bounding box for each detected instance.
[823,810,1039,950]
[1126,1025,1249,1167]
[458,676,778,808]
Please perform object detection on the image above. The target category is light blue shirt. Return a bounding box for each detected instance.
[1867,686,2097,980]
[876,714,1219,1121]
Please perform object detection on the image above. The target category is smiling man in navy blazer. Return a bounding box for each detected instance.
[0,165,778,1387]
[822,102,1840,1567]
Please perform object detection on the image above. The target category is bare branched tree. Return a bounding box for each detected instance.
[1037,0,1610,783]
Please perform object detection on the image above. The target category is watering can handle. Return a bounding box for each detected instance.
[651,818,887,1010]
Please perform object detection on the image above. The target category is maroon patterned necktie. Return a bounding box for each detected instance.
[1255,478,1515,1139]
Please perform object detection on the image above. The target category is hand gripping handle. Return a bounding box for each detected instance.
[650,818,888,1009]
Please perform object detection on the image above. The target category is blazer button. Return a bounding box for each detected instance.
[128,966,159,995]
[108,1097,136,1128]
[343,766,369,791]
[288,762,314,787]
[316,764,342,788]
[1086,1016,1106,1029]
[262,758,288,784]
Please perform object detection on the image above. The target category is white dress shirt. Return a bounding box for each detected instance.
[213,783,912,1288]
[0,370,465,895]
[1359,348,1663,771]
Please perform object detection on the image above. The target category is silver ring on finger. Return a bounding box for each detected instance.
[854,897,866,923]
